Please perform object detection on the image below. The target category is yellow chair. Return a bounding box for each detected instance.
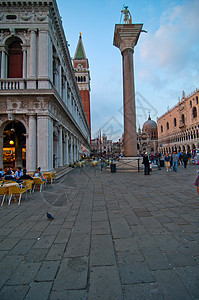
[27,172,34,177]
[42,173,53,184]
[22,180,34,194]
[8,185,27,206]
[51,172,56,183]
[0,186,8,206]
[33,177,45,192]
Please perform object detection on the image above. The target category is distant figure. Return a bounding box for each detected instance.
[172,151,178,172]
[20,169,33,180]
[165,153,170,173]
[4,169,16,181]
[33,168,42,177]
[15,167,23,180]
[143,152,150,175]
[121,6,132,24]
[183,152,188,168]
[194,172,199,195]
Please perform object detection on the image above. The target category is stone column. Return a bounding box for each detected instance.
[37,115,53,171]
[30,29,37,78]
[28,29,37,89]
[58,64,62,96]
[38,29,49,88]
[0,134,3,168]
[22,47,27,79]
[58,126,63,167]
[113,24,143,157]
[65,132,69,165]
[73,138,76,162]
[70,135,73,164]
[1,49,6,78]
[26,114,37,172]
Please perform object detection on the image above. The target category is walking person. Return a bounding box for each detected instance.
[194,171,199,195]
[183,152,188,168]
[143,152,150,175]
[172,151,178,172]
[169,153,173,171]
[165,153,170,172]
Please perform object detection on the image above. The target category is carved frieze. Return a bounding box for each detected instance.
[0,30,10,45]
[35,12,48,22]
[0,101,7,112]
[20,12,32,21]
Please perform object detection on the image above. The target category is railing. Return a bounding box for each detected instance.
[0,79,26,90]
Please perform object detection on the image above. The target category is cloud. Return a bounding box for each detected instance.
[139,0,199,73]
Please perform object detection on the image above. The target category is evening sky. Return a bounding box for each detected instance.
[56,0,199,141]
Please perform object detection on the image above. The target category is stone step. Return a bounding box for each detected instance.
[54,166,73,180]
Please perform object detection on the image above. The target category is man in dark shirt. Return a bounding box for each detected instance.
[19,169,33,180]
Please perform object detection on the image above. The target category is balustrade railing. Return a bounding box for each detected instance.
[0,79,26,90]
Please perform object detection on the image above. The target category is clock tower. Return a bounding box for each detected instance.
[73,33,91,133]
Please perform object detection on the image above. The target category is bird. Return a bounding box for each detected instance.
[47,212,54,220]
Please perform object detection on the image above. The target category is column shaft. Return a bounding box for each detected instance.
[122,48,137,156]
[27,114,37,171]
[59,126,63,167]
[30,30,37,78]
[1,50,6,78]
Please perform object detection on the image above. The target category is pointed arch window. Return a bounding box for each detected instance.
[192,107,197,118]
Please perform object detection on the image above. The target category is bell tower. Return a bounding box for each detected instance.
[73,33,91,132]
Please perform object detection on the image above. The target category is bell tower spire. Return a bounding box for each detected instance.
[73,33,91,133]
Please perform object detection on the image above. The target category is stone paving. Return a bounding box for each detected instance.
[0,164,198,299]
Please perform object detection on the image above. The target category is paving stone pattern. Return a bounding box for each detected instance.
[0,164,199,299]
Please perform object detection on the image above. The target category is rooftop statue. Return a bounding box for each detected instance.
[121,6,132,24]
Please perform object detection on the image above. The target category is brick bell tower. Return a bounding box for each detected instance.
[73,33,91,133]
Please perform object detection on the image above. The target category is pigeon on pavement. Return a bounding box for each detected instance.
[47,212,54,220]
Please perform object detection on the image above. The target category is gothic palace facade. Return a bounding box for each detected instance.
[157,89,199,154]
[0,0,90,171]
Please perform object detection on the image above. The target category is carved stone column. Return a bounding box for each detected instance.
[114,24,143,157]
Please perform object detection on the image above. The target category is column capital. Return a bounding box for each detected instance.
[113,24,143,53]
[29,29,38,33]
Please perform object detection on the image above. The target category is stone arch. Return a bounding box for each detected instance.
[192,144,196,150]
[1,119,27,169]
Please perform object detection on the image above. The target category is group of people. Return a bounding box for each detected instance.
[164,151,189,172]
[142,151,190,175]
[0,167,43,182]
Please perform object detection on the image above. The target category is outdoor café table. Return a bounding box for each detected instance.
[2,182,20,200]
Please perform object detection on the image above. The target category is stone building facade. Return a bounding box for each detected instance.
[0,0,90,171]
[157,89,199,154]
[91,134,112,156]
[137,116,158,155]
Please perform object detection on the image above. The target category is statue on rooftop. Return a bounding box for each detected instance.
[121,6,132,24]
